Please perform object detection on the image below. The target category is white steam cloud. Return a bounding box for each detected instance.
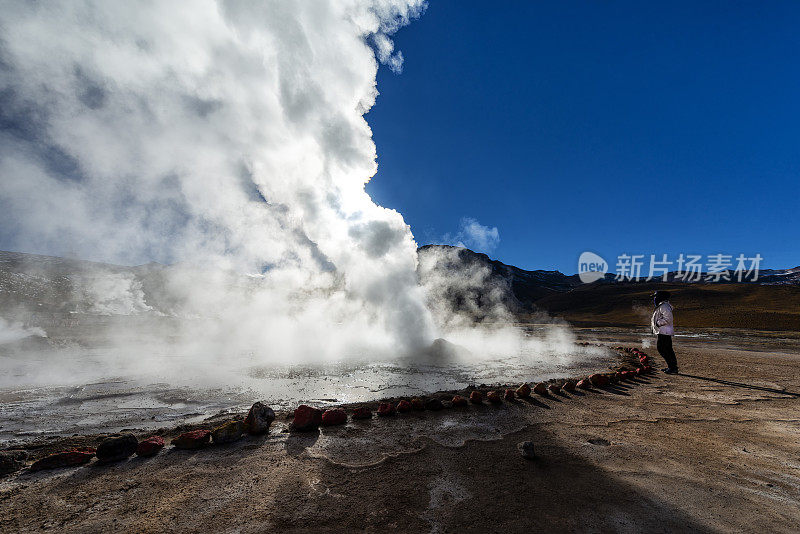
[443,217,501,254]
[0,0,436,364]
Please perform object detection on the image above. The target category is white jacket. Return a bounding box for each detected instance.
[651,302,674,335]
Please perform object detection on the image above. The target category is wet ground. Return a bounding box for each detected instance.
[0,322,610,445]
[1,329,798,533]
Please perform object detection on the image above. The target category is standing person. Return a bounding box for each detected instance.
[651,290,679,374]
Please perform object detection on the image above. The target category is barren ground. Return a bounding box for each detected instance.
[1,331,799,533]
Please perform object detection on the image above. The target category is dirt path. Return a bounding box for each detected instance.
[2,337,799,533]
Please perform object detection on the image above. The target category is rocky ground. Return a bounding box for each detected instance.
[1,331,799,533]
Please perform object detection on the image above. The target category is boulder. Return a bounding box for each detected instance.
[30,448,95,471]
[533,383,548,396]
[136,436,165,458]
[396,400,412,413]
[486,391,502,404]
[172,429,211,450]
[352,407,372,420]
[212,420,245,444]
[377,402,396,416]
[410,398,425,411]
[577,379,591,389]
[589,373,609,387]
[469,391,483,404]
[424,398,444,411]
[451,395,468,407]
[504,389,515,401]
[0,450,27,475]
[321,409,348,426]
[516,383,531,398]
[243,402,276,435]
[518,441,536,460]
[562,380,576,392]
[547,383,561,394]
[96,434,138,463]
[292,405,323,431]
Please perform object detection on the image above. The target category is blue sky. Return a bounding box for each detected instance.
[366,1,800,273]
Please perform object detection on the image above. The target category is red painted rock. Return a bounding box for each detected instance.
[243,402,276,435]
[452,395,469,407]
[504,389,515,401]
[30,448,95,471]
[547,383,561,394]
[396,400,412,413]
[321,409,347,426]
[377,402,396,416]
[635,367,644,376]
[562,380,576,392]
[516,383,531,398]
[469,391,483,404]
[292,405,323,431]
[486,391,502,404]
[589,373,609,387]
[410,398,425,411]
[577,379,591,389]
[172,430,211,449]
[533,383,548,396]
[352,407,372,420]
[136,436,165,458]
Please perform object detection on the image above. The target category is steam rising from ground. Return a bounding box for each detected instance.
[0,1,600,393]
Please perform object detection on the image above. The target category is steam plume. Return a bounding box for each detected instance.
[0,1,436,361]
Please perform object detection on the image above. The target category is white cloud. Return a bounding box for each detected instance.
[443,218,501,254]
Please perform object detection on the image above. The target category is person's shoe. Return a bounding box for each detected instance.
[662,367,679,374]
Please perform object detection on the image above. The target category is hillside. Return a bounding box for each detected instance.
[417,245,800,331]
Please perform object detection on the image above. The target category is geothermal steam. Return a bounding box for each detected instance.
[0,1,597,387]
[0,1,435,361]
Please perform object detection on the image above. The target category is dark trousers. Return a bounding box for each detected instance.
[657,334,678,370]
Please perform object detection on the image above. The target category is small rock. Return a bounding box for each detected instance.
[533,383,548,396]
[562,381,576,392]
[547,383,561,394]
[212,420,245,444]
[30,448,95,471]
[172,430,211,450]
[0,450,27,475]
[96,434,138,463]
[518,441,536,460]
[291,405,323,431]
[424,398,444,411]
[516,383,531,398]
[136,436,165,458]
[396,400,412,413]
[321,409,347,426]
[504,389,515,401]
[469,391,483,404]
[451,395,468,407]
[486,391,502,404]
[352,406,372,420]
[577,379,591,389]
[377,402,396,416]
[243,402,276,435]
[410,398,425,411]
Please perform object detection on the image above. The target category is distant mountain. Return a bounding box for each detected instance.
[2,247,798,331]
[417,245,800,330]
